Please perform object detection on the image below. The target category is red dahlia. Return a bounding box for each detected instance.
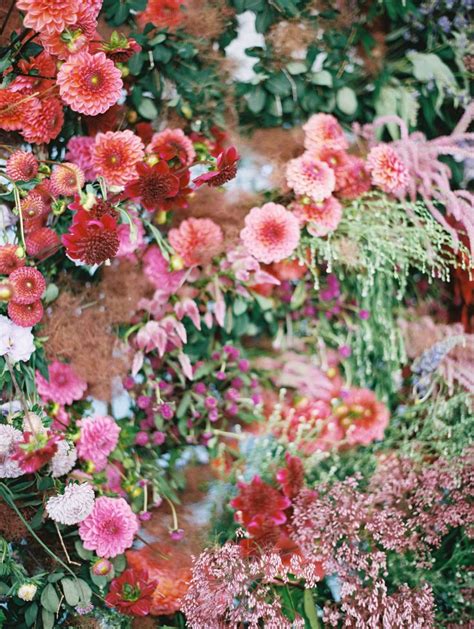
[12,431,60,474]
[9,267,46,304]
[26,228,61,260]
[124,161,180,211]
[62,210,120,265]
[8,300,44,327]
[105,569,156,616]
[276,453,305,499]
[193,146,239,188]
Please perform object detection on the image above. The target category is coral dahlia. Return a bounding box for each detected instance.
[9,267,46,305]
[366,144,409,196]
[303,113,348,152]
[22,97,64,144]
[6,151,38,182]
[26,228,60,260]
[36,360,87,406]
[92,130,145,186]
[230,475,291,534]
[124,161,180,211]
[291,196,342,237]
[62,210,120,265]
[168,217,224,266]
[16,0,80,33]
[0,245,25,275]
[50,162,85,196]
[105,569,156,616]
[286,153,336,202]
[334,387,390,446]
[65,136,96,181]
[8,300,44,327]
[79,496,139,558]
[336,155,371,200]
[240,203,300,264]
[0,90,39,132]
[57,51,123,116]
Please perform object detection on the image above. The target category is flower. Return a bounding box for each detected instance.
[22,98,64,144]
[291,196,342,237]
[12,431,61,473]
[303,113,348,152]
[57,51,123,116]
[50,440,77,477]
[7,301,44,328]
[62,210,120,265]
[79,496,139,557]
[50,162,85,196]
[77,415,121,471]
[101,34,142,63]
[143,246,184,294]
[240,203,300,264]
[36,361,87,405]
[17,583,37,601]
[92,130,145,186]
[9,267,46,305]
[193,146,240,187]
[9,50,56,93]
[39,5,97,59]
[16,0,80,33]
[124,161,180,211]
[20,191,48,226]
[26,228,61,260]
[6,151,38,181]
[168,218,224,267]
[105,569,156,616]
[0,315,35,363]
[46,483,95,525]
[276,453,305,499]
[286,153,336,202]
[230,475,291,533]
[92,558,113,576]
[65,136,96,181]
[336,155,371,199]
[0,245,25,275]
[147,128,196,165]
[0,425,23,478]
[137,0,185,29]
[334,387,390,446]
[366,144,409,196]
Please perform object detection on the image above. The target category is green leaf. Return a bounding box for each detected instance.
[76,579,92,605]
[40,584,59,614]
[310,70,333,87]
[137,98,158,120]
[25,602,38,627]
[113,554,127,573]
[61,578,80,606]
[149,33,167,46]
[74,540,94,561]
[128,53,144,75]
[286,61,307,75]
[246,87,266,114]
[336,86,357,115]
[152,45,172,64]
[266,72,291,97]
[42,608,55,629]
[304,589,320,629]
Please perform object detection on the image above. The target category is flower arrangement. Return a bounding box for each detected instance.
[0,0,472,628]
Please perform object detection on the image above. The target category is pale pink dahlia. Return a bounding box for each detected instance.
[286,153,336,202]
[303,113,348,152]
[6,151,38,181]
[366,144,409,196]
[92,130,145,186]
[147,128,196,166]
[77,415,121,471]
[65,136,97,181]
[291,196,342,237]
[240,203,300,264]
[57,51,123,116]
[36,360,87,405]
[50,162,85,196]
[16,0,80,33]
[79,496,139,558]
[168,218,224,267]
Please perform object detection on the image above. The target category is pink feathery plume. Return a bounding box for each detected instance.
[359,104,474,253]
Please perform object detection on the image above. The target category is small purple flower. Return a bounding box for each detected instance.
[359,309,370,320]
[339,345,352,358]
[225,388,239,402]
[137,395,151,410]
[231,377,243,389]
[209,409,219,422]
[123,376,135,390]
[251,393,262,405]
[238,359,250,372]
[194,382,207,395]
[216,371,227,381]
[223,345,240,360]
[170,528,185,541]
[159,403,174,420]
[139,511,151,521]
[211,352,221,361]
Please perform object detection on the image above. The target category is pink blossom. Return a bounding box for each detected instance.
[303,113,348,152]
[143,246,184,294]
[77,415,120,471]
[366,144,409,196]
[65,136,97,181]
[35,361,87,406]
[291,196,342,237]
[286,153,336,202]
[116,211,145,259]
[79,496,138,558]
[174,299,201,329]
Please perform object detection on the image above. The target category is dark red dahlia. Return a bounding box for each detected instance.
[276,453,305,499]
[124,161,180,211]
[105,569,156,616]
[9,267,46,304]
[102,36,142,63]
[230,475,291,534]
[12,431,60,473]
[193,146,239,188]
[26,228,60,260]
[8,300,44,327]
[62,210,120,265]
[0,244,25,275]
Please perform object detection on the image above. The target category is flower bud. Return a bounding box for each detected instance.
[170,254,184,271]
[92,558,113,576]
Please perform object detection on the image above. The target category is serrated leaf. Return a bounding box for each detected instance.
[40,584,59,614]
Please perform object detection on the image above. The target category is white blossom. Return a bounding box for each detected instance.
[17,583,37,601]
[46,483,95,525]
[0,315,35,363]
[0,424,23,478]
[50,440,77,477]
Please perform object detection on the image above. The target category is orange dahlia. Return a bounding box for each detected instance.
[57,51,123,116]
[16,0,80,33]
[0,90,39,132]
[92,130,145,186]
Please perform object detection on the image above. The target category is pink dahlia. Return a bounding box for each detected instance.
[50,163,85,196]
[0,245,25,275]
[77,415,121,471]
[366,144,409,196]
[336,155,371,200]
[65,136,97,181]
[36,360,87,405]
[168,217,224,267]
[291,196,342,237]
[39,5,97,59]
[79,496,139,558]
[16,0,79,33]
[57,51,123,116]
[286,153,336,202]
[147,128,196,166]
[92,130,145,186]
[22,97,64,144]
[334,387,389,446]
[6,151,38,181]
[143,246,184,293]
[0,90,39,132]
[303,113,348,152]
[240,203,300,264]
